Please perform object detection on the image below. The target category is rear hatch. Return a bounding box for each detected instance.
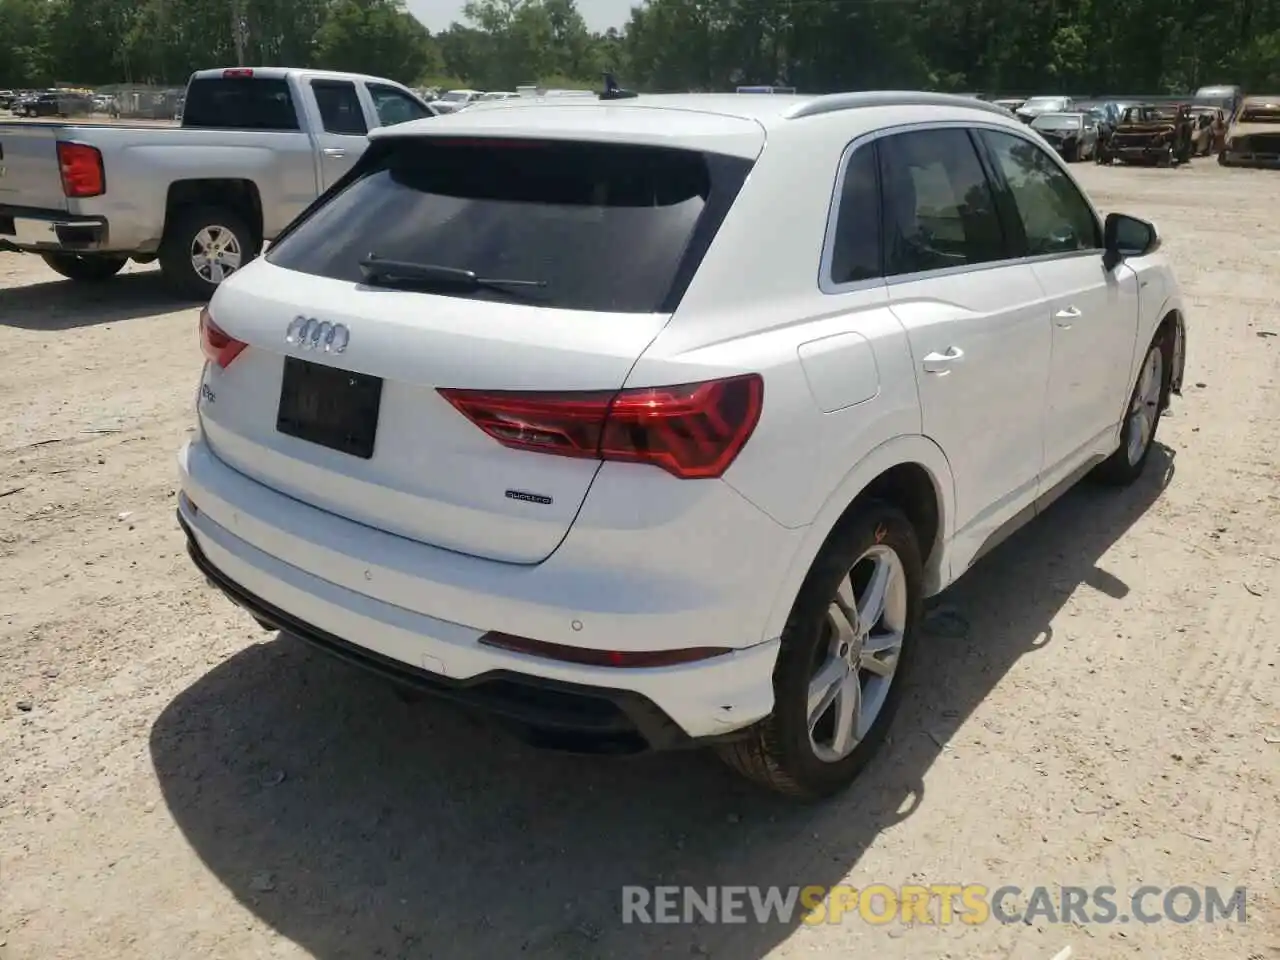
[198,133,756,564]
[0,124,71,212]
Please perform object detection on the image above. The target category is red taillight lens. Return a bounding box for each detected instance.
[56,141,104,198]
[479,632,732,668]
[198,306,247,368]
[438,374,763,479]
[222,68,254,78]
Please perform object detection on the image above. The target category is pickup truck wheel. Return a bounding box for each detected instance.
[716,502,922,799]
[1094,336,1167,487]
[160,207,254,300]
[40,252,128,283]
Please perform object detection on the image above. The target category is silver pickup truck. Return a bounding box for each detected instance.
[0,67,436,298]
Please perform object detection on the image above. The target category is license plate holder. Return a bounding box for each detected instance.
[276,357,382,459]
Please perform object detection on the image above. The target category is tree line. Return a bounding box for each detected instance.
[2,0,1279,95]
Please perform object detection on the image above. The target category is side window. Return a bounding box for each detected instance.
[827,143,882,285]
[876,128,1006,277]
[980,130,1101,256]
[312,80,367,136]
[368,84,433,127]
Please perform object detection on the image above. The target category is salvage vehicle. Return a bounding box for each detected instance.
[1030,111,1099,161]
[177,90,1186,798]
[1015,95,1073,123]
[0,67,436,298]
[1103,104,1194,166]
[1186,106,1223,156]
[991,98,1027,114]
[1219,96,1280,167]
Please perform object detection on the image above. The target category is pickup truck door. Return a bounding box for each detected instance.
[306,78,368,190]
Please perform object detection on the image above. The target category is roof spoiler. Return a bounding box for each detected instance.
[599,72,638,101]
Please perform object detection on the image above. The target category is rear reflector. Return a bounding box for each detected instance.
[438,374,763,479]
[56,141,104,198]
[198,306,248,368]
[222,68,254,78]
[479,632,732,668]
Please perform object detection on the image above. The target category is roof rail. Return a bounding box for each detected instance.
[786,90,1016,121]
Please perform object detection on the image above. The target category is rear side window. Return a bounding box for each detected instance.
[876,128,1006,277]
[267,138,752,313]
[182,78,299,131]
[827,143,882,285]
[312,80,367,135]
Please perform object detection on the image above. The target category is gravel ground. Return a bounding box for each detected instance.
[1,161,1278,960]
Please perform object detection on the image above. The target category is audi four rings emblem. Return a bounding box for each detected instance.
[286,316,349,353]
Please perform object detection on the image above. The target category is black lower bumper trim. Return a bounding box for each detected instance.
[177,511,733,755]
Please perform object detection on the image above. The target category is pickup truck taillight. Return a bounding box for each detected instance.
[56,141,104,198]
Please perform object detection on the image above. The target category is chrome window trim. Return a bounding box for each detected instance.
[820,118,1105,296]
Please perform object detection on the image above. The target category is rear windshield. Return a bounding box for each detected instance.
[182,77,299,130]
[266,138,752,313]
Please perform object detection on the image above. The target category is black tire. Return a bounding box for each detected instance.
[1093,332,1170,487]
[159,205,255,301]
[717,502,923,799]
[40,252,128,282]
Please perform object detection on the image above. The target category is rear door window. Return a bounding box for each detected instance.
[181,77,299,130]
[876,128,1008,276]
[312,80,367,135]
[266,138,752,313]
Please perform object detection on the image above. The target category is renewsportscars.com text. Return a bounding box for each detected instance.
[621,884,1248,926]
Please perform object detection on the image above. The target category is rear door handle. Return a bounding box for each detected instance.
[1054,306,1082,327]
[322,147,346,158]
[922,347,964,374]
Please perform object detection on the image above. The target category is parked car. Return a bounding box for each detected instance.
[177,90,1186,798]
[0,66,436,298]
[1194,84,1243,120]
[990,98,1026,114]
[1103,103,1194,166]
[1219,95,1280,168]
[1029,111,1100,161]
[1015,95,1073,123]
[431,88,482,113]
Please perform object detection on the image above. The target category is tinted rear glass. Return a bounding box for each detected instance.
[266,138,750,313]
[182,78,299,130]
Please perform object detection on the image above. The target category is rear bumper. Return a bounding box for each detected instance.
[177,437,788,745]
[0,205,107,252]
[1220,151,1280,168]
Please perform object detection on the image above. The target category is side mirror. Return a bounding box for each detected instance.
[1103,212,1160,270]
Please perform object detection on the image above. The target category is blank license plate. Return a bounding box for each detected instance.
[276,357,382,459]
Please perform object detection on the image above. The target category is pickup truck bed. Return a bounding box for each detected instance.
[0,66,436,298]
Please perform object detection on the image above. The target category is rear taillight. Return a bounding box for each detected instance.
[198,306,247,368]
[438,374,763,479]
[222,68,254,78]
[56,141,104,198]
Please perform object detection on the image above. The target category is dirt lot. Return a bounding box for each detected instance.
[2,162,1278,960]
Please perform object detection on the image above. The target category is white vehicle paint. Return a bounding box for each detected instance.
[177,90,1187,798]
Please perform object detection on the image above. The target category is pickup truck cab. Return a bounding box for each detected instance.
[0,67,436,298]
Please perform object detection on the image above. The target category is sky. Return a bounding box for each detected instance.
[406,0,635,33]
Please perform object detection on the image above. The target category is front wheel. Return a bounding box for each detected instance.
[40,252,128,282]
[717,502,922,799]
[1094,337,1167,486]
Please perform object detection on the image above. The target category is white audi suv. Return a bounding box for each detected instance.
[178,90,1187,798]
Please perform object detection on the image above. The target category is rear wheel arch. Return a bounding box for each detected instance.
[761,437,955,645]
[163,179,265,254]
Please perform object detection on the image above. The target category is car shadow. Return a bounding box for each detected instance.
[0,267,192,328]
[150,446,1174,959]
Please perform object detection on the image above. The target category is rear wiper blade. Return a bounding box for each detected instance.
[358,254,548,297]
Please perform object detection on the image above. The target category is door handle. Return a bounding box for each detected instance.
[1054,306,1082,327]
[922,347,964,374]
[322,147,346,158]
